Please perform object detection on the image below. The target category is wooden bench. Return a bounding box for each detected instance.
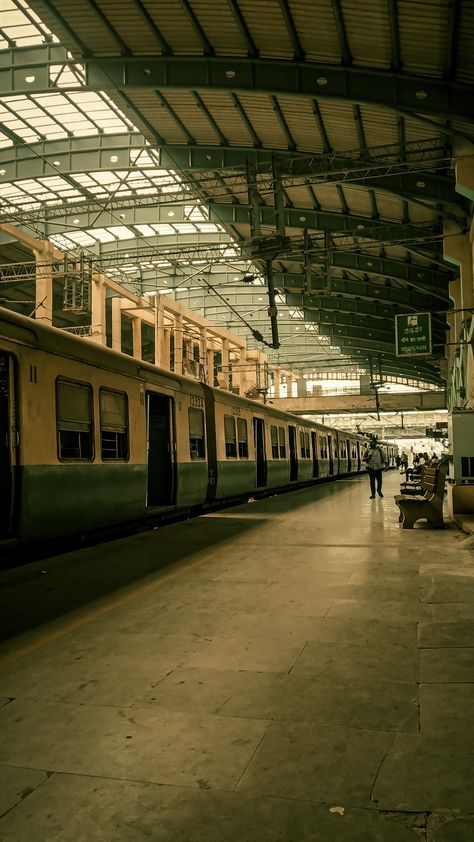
[394,464,448,529]
[399,466,425,496]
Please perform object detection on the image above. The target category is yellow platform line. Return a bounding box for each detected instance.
[0,554,200,670]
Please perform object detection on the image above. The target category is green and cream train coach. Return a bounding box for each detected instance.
[0,308,397,548]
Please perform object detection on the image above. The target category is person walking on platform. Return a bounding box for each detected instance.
[363,437,387,499]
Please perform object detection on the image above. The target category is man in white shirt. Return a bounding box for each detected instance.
[363,437,387,499]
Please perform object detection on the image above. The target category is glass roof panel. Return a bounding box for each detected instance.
[0,0,56,50]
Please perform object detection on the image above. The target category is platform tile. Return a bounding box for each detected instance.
[237,721,394,808]
[0,773,427,842]
[372,733,474,812]
[137,666,418,733]
[0,765,48,819]
[0,698,268,791]
[419,648,474,683]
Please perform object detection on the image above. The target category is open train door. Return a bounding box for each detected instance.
[311,431,319,478]
[146,392,175,507]
[328,434,335,474]
[347,438,352,472]
[0,353,17,538]
[253,417,267,487]
[288,424,298,481]
[356,441,361,470]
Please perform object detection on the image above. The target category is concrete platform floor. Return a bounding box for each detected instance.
[1,471,474,841]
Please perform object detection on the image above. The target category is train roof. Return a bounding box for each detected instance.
[0,307,396,445]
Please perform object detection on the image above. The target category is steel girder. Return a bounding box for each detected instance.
[303,309,445,344]
[161,145,464,210]
[0,133,146,181]
[210,203,444,244]
[310,250,452,289]
[1,48,474,123]
[286,291,447,326]
[285,284,447,315]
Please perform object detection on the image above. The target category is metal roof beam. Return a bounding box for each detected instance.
[330,0,352,65]
[4,50,474,124]
[304,310,444,344]
[227,0,259,58]
[445,0,461,80]
[211,202,443,243]
[161,145,463,208]
[130,0,173,55]
[85,0,131,55]
[79,56,474,123]
[388,0,402,71]
[278,0,305,61]
[282,277,449,310]
[178,0,214,56]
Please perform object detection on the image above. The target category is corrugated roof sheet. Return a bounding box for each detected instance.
[340,0,392,68]
[398,0,448,77]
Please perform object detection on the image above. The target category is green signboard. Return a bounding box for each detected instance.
[395,312,432,357]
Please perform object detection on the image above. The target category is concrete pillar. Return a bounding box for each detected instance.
[111,297,122,353]
[207,345,215,387]
[154,295,165,368]
[199,327,207,381]
[90,274,106,344]
[232,350,243,394]
[221,338,229,389]
[163,327,171,371]
[132,316,142,360]
[273,367,281,398]
[174,315,183,375]
[34,249,53,324]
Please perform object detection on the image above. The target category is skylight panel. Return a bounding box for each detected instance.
[60,230,96,246]
[134,225,156,236]
[86,228,116,243]
[196,223,219,233]
[107,226,135,240]
[152,224,176,235]
[0,0,54,49]
[174,223,197,234]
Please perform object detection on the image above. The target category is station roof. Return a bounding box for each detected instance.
[0,0,472,385]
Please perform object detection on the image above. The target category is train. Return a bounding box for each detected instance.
[0,307,398,550]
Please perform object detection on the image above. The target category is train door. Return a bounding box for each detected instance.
[328,434,334,474]
[288,424,298,481]
[146,392,175,507]
[0,353,17,538]
[253,417,267,487]
[357,441,361,470]
[346,438,351,472]
[311,431,319,478]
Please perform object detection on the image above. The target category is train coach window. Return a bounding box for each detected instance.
[56,378,93,461]
[100,389,129,460]
[224,415,237,458]
[237,418,248,458]
[278,427,286,458]
[271,425,279,459]
[189,408,206,460]
[304,432,310,459]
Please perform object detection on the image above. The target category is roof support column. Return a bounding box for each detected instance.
[231,349,243,394]
[111,296,122,354]
[174,314,183,375]
[221,338,229,389]
[199,327,207,382]
[163,326,171,371]
[90,274,106,345]
[154,294,165,368]
[34,246,53,325]
[132,315,142,360]
[207,343,215,387]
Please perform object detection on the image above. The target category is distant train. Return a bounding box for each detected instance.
[0,308,398,549]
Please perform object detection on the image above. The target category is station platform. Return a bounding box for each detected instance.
[1,471,474,841]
